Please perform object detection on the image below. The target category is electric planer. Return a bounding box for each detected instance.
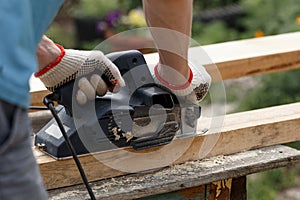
[35,50,201,159]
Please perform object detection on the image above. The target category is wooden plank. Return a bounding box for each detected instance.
[137,31,300,82]
[30,75,49,106]
[30,90,50,107]
[30,32,300,105]
[31,102,300,190]
[47,145,300,199]
[137,185,208,200]
[230,176,247,200]
[202,31,300,81]
[137,179,232,200]
[209,179,232,200]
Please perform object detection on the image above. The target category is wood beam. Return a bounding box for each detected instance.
[31,102,300,189]
[30,32,300,105]
[202,31,300,81]
[47,145,300,199]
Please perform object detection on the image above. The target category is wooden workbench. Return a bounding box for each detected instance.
[46,145,300,199]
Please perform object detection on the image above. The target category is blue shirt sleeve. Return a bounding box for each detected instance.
[0,0,63,108]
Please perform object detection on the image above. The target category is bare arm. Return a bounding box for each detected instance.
[36,35,61,71]
[143,0,193,86]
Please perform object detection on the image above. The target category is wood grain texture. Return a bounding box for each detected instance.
[230,176,247,200]
[47,145,300,199]
[31,102,300,190]
[202,31,300,81]
[137,179,232,200]
[30,31,300,105]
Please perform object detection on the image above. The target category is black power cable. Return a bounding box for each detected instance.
[43,94,96,200]
[29,106,49,110]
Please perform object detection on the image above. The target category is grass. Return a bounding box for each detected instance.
[247,165,300,200]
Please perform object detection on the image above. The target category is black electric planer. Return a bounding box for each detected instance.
[35,50,201,159]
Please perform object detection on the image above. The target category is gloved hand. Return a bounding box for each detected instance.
[152,62,211,104]
[35,44,125,105]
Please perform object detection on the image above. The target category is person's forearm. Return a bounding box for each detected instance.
[143,0,193,85]
[36,35,61,71]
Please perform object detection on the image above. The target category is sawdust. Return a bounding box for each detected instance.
[48,145,300,200]
[89,154,229,195]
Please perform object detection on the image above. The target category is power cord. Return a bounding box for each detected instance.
[29,106,49,110]
[43,93,96,200]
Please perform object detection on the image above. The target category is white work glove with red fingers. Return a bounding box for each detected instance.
[35,44,125,105]
[152,63,211,104]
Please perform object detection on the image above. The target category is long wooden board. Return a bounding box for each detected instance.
[202,31,300,81]
[30,31,300,105]
[32,102,300,189]
[47,145,300,200]
[133,31,300,82]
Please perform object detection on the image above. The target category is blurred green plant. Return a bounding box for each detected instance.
[234,69,300,112]
[192,0,300,44]
[70,0,140,18]
[192,20,240,45]
[194,0,240,11]
[247,166,300,200]
[46,22,76,48]
[47,0,147,49]
[70,0,145,28]
[241,0,300,37]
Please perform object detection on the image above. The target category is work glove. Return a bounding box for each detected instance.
[152,63,211,104]
[35,44,125,105]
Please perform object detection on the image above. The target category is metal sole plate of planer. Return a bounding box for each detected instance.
[35,50,203,159]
